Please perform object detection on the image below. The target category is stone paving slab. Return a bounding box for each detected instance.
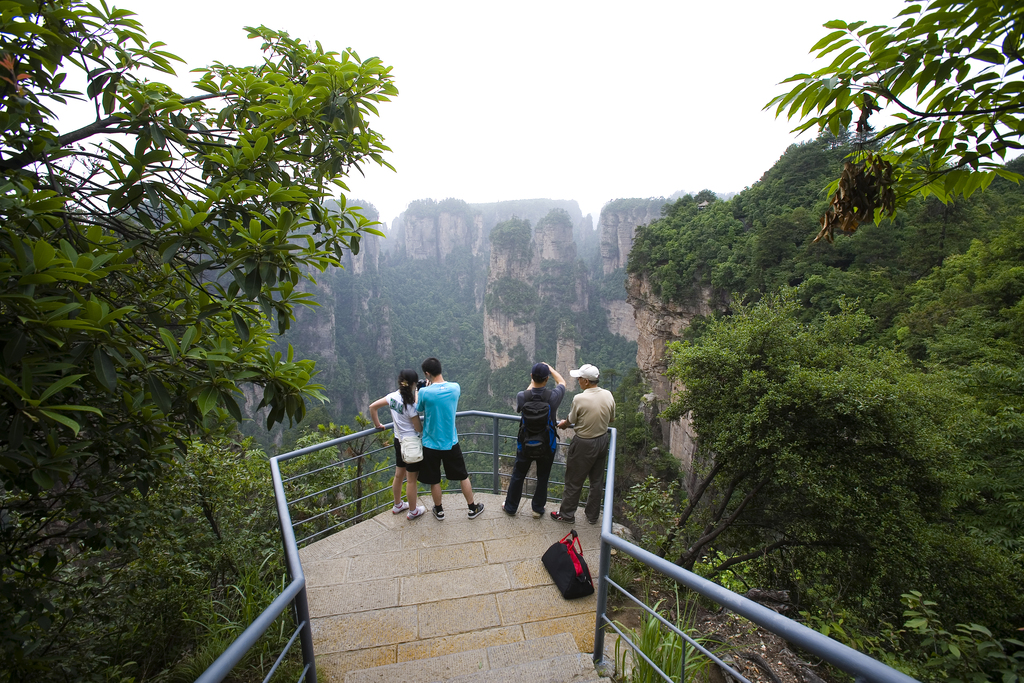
[445,652,594,683]
[345,647,490,683]
[489,513,552,538]
[304,558,349,588]
[346,549,420,582]
[486,632,578,668]
[330,529,410,560]
[300,518,387,563]
[497,585,597,625]
[524,613,602,654]
[312,605,418,654]
[417,593,502,639]
[400,517,497,549]
[397,625,524,662]
[308,578,398,618]
[316,645,396,683]
[400,563,510,604]
[418,541,487,573]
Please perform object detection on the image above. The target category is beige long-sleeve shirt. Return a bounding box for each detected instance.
[567,386,615,438]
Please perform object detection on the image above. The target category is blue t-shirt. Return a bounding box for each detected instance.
[417,381,461,450]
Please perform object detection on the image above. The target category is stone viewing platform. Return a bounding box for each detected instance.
[299,492,613,682]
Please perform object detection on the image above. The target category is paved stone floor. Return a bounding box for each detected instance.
[299,492,606,682]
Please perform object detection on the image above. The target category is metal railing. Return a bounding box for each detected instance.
[591,428,920,683]
[195,410,573,682]
[196,408,918,683]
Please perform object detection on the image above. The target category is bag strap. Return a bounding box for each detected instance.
[560,529,586,580]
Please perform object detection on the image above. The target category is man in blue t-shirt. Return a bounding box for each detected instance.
[417,357,484,521]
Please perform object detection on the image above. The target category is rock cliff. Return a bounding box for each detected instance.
[599,198,666,275]
[484,217,536,368]
[626,269,724,488]
[483,209,586,374]
[399,200,485,261]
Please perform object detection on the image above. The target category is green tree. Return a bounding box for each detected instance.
[768,0,1024,239]
[660,292,1022,632]
[0,1,396,673]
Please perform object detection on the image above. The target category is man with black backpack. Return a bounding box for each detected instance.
[503,362,566,518]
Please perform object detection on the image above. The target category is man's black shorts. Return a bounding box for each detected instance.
[418,443,469,485]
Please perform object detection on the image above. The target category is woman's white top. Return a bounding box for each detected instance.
[385,390,419,439]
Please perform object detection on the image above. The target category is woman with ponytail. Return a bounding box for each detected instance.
[369,369,426,519]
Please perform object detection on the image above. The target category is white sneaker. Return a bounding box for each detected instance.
[392,501,409,514]
[407,505,426,520]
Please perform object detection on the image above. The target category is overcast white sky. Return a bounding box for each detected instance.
[116,0,907,228]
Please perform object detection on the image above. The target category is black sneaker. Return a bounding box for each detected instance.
[432,505,445,521]
[468,502,485,519]
[550,511,575,524]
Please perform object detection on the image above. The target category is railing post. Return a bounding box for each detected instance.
[680,628,687,682]
[593,428,617,671]
[271,458,318,683]
[492,416,501,494]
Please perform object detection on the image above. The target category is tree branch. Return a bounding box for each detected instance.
[713,538,793,574]
[659,459,723,558]
[679,477,770,569]
[0,92,224,172]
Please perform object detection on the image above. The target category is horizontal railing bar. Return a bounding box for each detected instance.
[194,576,305,683]
[602,619,676,683]
[600,531,919,683]
[291,488,391,529]
[260,620,306,683]
[281,442,391,483]
[602,576,752,683]
[275,424,388,465]
[287,465,393,507]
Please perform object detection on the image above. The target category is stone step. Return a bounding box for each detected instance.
[446,652,609,683]
[341,632,609,683]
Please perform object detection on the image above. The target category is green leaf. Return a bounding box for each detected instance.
[159,327,179,358]
[232,312,250,342]
[39,410,81,436]
[221,391,243,422]
[148,375,173,414]
[197,386,219,415]
[37,374,87,403]
[32,469,55,490]
[93,347,118,392]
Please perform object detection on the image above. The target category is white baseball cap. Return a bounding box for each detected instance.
[569,364,600,381]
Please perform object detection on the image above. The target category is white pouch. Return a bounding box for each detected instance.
[400,434,423,463]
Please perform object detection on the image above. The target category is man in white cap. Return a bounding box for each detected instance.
[552,363,616,525]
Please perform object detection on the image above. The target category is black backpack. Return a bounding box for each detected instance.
[518,388,556,460]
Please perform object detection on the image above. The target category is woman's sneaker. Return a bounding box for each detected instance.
[407,505,425,520]
[392,501,409,514]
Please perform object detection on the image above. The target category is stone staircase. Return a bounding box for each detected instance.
[298,492,614,682]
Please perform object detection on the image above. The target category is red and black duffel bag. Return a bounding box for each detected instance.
[542,529,594,599]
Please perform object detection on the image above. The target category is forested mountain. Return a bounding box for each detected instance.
[622,134,1024,672]
[256,197,647,448]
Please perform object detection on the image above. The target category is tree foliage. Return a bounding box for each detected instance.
[660,292,1023,633]
[0,1,395,672]
[767,0,1024,235]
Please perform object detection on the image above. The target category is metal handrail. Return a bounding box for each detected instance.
[591,429,921,683]
[193,405,915,683]
[194,409,576,682]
